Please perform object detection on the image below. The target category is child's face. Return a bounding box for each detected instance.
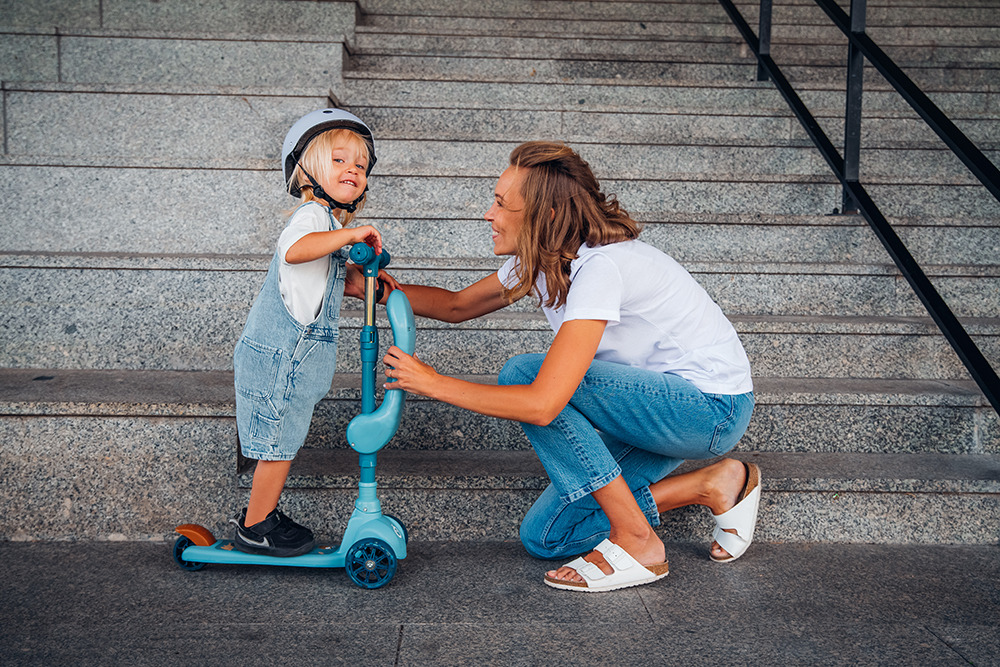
[317,136,369,205]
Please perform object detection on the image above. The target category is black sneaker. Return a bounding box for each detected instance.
[231,508,315,557]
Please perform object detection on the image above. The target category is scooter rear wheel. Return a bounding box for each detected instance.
[172,536,207,571]
[345,538,396,589]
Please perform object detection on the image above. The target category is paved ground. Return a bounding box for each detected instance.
[2,540,998,666]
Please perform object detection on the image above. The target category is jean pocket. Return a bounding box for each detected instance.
[234,337,283,400]
[708,394,738,456]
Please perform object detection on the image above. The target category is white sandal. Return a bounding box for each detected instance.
[543,539,670,593]
[710,462,762,563]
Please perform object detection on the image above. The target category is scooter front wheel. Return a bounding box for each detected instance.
[384,513,408,544]
[172,536,207,571]
[345,538,396,589]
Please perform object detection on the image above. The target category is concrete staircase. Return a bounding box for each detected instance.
[1,0,997,546]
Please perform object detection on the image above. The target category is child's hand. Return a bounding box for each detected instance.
[352,225,382,255]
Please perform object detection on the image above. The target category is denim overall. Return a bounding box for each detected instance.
[234,213,348,461]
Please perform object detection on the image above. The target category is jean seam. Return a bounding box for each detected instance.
[547,407,622,504]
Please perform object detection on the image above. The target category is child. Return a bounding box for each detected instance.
[231,109,384,557]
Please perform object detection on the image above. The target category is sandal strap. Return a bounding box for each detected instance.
[561,556,607,584]
[560,540,652,585]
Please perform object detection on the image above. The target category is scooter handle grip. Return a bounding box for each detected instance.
[349,244,391,276]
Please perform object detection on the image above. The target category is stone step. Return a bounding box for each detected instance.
[0,257,996,374]
[0,31,350,88]
[357,14,1000,47]
[348,107,1000,151]
[0,168,997,257]
[736,0,1000,29]
[4,78,998,136]
[365,141,998,187]
[365,215,1000,267]
[1,369,994,455]
[8,89,998,170]
[351,30,1000,67]
[266,449,1000,545]
[345,53,999,90]
[1,0,357,36]
[336,77,998,117]
[357,0,1000,28]
[7,89,999,175]
[1,368,996,542]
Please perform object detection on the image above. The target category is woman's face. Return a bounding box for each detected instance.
[485,166,527,256]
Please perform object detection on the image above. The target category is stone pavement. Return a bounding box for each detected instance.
[1,540,998,665]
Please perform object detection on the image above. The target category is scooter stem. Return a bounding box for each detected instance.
[346,244,416,457]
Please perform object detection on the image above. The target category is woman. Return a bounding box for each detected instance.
[382,141,759,593]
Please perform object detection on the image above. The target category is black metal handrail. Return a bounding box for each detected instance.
[716,0,1000,415]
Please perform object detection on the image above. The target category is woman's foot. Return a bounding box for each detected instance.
[545,528,665,584]
[708,459,754,560]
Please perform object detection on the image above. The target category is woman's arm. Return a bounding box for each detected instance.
[384,318,607,426]
[285,225,382,264]
[395,272,510,323]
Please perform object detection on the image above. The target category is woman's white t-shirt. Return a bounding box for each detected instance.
[276,202,340,326]
[497,239,753,395]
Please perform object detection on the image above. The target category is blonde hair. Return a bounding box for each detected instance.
[288,128,371,225]
[502,141,641,309]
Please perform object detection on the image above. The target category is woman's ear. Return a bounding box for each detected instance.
[550,207,556,220]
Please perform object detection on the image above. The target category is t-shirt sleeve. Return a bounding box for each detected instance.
[277,205,336,264]
[564,254,623,325]
[496,255,519,288]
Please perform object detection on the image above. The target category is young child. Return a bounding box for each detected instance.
[231,109,384,557]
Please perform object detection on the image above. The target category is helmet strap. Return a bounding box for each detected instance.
[294,157,366,213]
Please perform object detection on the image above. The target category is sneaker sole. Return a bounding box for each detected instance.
[232,537,316,558]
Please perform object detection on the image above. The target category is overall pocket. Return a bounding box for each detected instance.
[234,337,283,400]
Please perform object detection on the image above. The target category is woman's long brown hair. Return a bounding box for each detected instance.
[502,141,641,309]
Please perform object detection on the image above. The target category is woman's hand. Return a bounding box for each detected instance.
[344,264,365,300]
[383,345,438,396]
[344,267,400,302]
[376,269,401,301]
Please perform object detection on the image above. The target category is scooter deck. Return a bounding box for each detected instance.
[180,540,347,568]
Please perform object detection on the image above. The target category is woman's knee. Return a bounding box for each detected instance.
[498,353,546,386]
[519,520,557,560]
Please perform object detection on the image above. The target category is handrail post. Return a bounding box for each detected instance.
[757,0,773,81]
[842,0,866,214]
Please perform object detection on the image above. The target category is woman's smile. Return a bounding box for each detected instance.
[485,166,527,256]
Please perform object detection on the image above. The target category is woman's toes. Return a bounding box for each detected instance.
[547,565,584,583]
[547,551,614,583]
[710,540,732,560]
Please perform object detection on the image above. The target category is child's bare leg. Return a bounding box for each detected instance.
[649,458,747,559]
[245,460,292,525]
[546,475,665,583]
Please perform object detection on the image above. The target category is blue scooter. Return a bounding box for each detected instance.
[172,244,415,589]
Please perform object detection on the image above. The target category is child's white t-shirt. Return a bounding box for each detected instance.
[497,239,753,395]
[276,202,341,325]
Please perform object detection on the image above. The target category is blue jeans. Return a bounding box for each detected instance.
[498,353,754,560]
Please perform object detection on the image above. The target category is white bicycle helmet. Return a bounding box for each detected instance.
[281,108,377,205]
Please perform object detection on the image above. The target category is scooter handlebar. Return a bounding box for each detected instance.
[346,289,415,455]
[349,244,390,276]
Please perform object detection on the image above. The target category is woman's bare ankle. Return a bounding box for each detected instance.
[707,458,748,516]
